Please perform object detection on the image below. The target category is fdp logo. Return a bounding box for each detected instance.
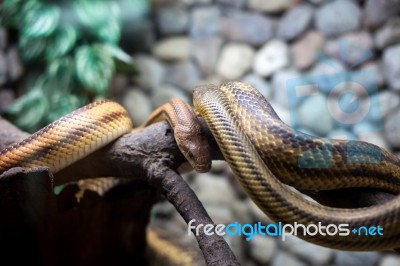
[286,41,382,168]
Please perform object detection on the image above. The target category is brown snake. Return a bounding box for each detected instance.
[1,81,400,251]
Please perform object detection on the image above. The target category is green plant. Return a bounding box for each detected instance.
[1,0,148,132]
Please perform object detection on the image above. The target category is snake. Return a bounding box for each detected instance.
[0,98,210,175]
[193,82,400,251]
[1,81,400,251]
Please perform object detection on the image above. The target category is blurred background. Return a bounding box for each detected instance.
[1,0,400,265]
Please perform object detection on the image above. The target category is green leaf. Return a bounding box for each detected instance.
[47,57,75,86]
[1,0,26,27]
[22,2,60,38]
[96,18,121,44]
[74,0,120,28]
[45,26,78,61]
[5,86,49,132]
[18,35,47,62]
[105,44,137,75]
[46,93,85,124]
[74,44,115,95]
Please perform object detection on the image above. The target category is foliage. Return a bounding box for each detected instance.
[1,0,148,132]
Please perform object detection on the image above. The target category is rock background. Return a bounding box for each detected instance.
[1,0,400,265]
[140,0,400,265]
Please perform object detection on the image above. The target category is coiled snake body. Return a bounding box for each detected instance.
[1,81,400,251]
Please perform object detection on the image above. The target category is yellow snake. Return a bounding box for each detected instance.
[193,82,400,251]
[1,81,400,251]
[0,99,210,175]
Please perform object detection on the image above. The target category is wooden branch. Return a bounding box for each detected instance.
[1,114,395,209]
[148,167,238,265]
[1,112,397,264]
[0,117,237,266]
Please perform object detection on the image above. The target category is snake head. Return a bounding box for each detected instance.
[175,129,212,173]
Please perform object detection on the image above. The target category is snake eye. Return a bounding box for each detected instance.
[187,151,194,159]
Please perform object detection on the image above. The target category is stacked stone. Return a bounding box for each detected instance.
[2,0,399,264]
[140,0,400,264]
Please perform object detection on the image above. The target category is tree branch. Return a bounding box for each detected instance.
[0,117,237,265]
[1,112,397,264]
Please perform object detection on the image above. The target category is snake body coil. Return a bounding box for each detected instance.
[0,100,132,174]
[193,82,400,251]
[3,81,400,251]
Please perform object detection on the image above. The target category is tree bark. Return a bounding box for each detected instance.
[0,117,238,266]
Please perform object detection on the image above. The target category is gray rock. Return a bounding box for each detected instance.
[122,88,153,126]
[193,172,236,206]
[325,84,373,127]
[151,84,190,108]
[216,43,255,80]
[306,60,346,94]
[222,12,273,46]
[0,27,7,50]
[307,0,328,4]
[384,109,400,148]
[133,55,165,91]
[354,62,384,91]
[156,6,189,35]
[363,0,400,29]
[271,251,307,266]
[197,75,224,87]
[297,94,334,136]
[231,200,253,225]
[324,32,374,67]
[215,0,246,8]
[271,69,301,107]
[327,129,358,140]
[292,31,325,70]
[358,131,389,151]
[367,91,400,122]
[151,200,176,218]
[0,51,7,86]
[352,121,379,136]
[191,37,223,76]
[112,74,130,96]
[190,6,221,39]
[314,0,361,37]
[270,101,292,126]
[224,234,244,263]
[249,235,277,264]
[253,39,289,77]
[379,255,400,266]
[333,251,380,266]
[241,73,272,99]
[165,60,201,92]
[248,0,297,13]
[210,160,228,173]
[383,44,400,90]
[6,47,23,81]
[375,17,400,49]
[204,205,235,224]
[328,83,382,130]
[0,89,14,113]
[160,212,195,240]
[281,235,332,266]
[153,37,190,61]
[181,0,212,5]
[277,4,314,41]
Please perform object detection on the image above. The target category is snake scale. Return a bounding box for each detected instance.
[1,81,400,251]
